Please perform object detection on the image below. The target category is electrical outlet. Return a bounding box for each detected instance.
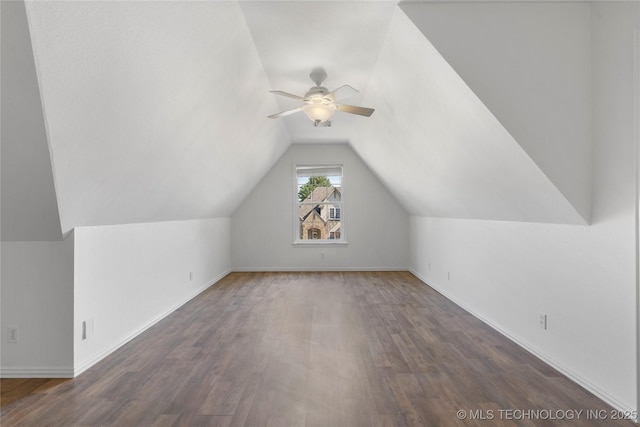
[538,313,547,330]
[189,272,193,281]
[428,262,431,270]
[320,252,325,260]
[447,271,451,281]
[82,319,94,340]
[8,326,18,343]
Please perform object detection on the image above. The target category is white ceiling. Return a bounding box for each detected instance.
[3,0,591,238]
[240,1,395,143]
[23,0,291,234]
[400,1,592,223]
[351,7,586,223]
[1,0,62,240]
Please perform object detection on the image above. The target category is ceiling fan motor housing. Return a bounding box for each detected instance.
[304,86,329,99]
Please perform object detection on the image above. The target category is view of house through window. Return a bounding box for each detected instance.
[296,165,343,242]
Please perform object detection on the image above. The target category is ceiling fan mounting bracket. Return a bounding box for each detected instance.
[309,67,327,87]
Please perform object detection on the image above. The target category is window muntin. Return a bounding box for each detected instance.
[295,165,343,243]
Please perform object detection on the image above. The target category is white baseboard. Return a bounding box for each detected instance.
[73,269,231,377]
[1,367,74,378]
[409,268,637,417]
[232,266,408,272]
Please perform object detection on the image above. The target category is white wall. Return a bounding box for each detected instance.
[410,2,639,413]
[73,218,231,374]
[1,237,74,377]
[232,143,409,271]
[410,217,636,411]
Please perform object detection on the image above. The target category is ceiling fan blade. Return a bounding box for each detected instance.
[270,90,305,101]
[268,107,304,119]
[335,104,375,117]
[325,85,359,102]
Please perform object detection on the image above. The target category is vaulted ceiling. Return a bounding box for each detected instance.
[2,0,591,240]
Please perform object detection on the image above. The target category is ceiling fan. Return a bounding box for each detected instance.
[267,68,375,127]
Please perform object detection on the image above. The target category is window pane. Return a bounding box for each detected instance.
[297,178,341,202]
[298,204,341,240]
[296,165,343,242]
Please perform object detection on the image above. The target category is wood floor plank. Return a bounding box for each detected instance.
[1,272,636,426]
[0,378,68,408]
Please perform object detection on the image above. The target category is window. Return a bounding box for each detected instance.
[295,165,344,243]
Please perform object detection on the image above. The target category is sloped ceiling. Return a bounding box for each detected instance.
[23,0,290,235]
[4,0,591,239]
[1,1,62,241]
[400,1,591,223]
[350,7,586,224]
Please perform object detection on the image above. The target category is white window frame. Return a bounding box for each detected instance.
[293,163,347,246]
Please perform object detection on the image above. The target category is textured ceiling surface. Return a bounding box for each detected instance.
[3,0,592,238]
[1,0,62,240]
[351,7,586,224]
[401,1,591,223]
[24,0,290,234]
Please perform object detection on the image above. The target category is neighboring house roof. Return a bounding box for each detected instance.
[301,208,326,224]
[307,186,337,203]
[299,205,319,221]
[299,186,341,220]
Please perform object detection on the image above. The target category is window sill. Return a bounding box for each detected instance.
[292,241,348,247]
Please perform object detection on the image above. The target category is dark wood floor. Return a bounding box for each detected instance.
[1,272,636,426]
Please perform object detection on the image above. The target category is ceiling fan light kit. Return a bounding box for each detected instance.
[268,68,375,127]
[303,103,336,126]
